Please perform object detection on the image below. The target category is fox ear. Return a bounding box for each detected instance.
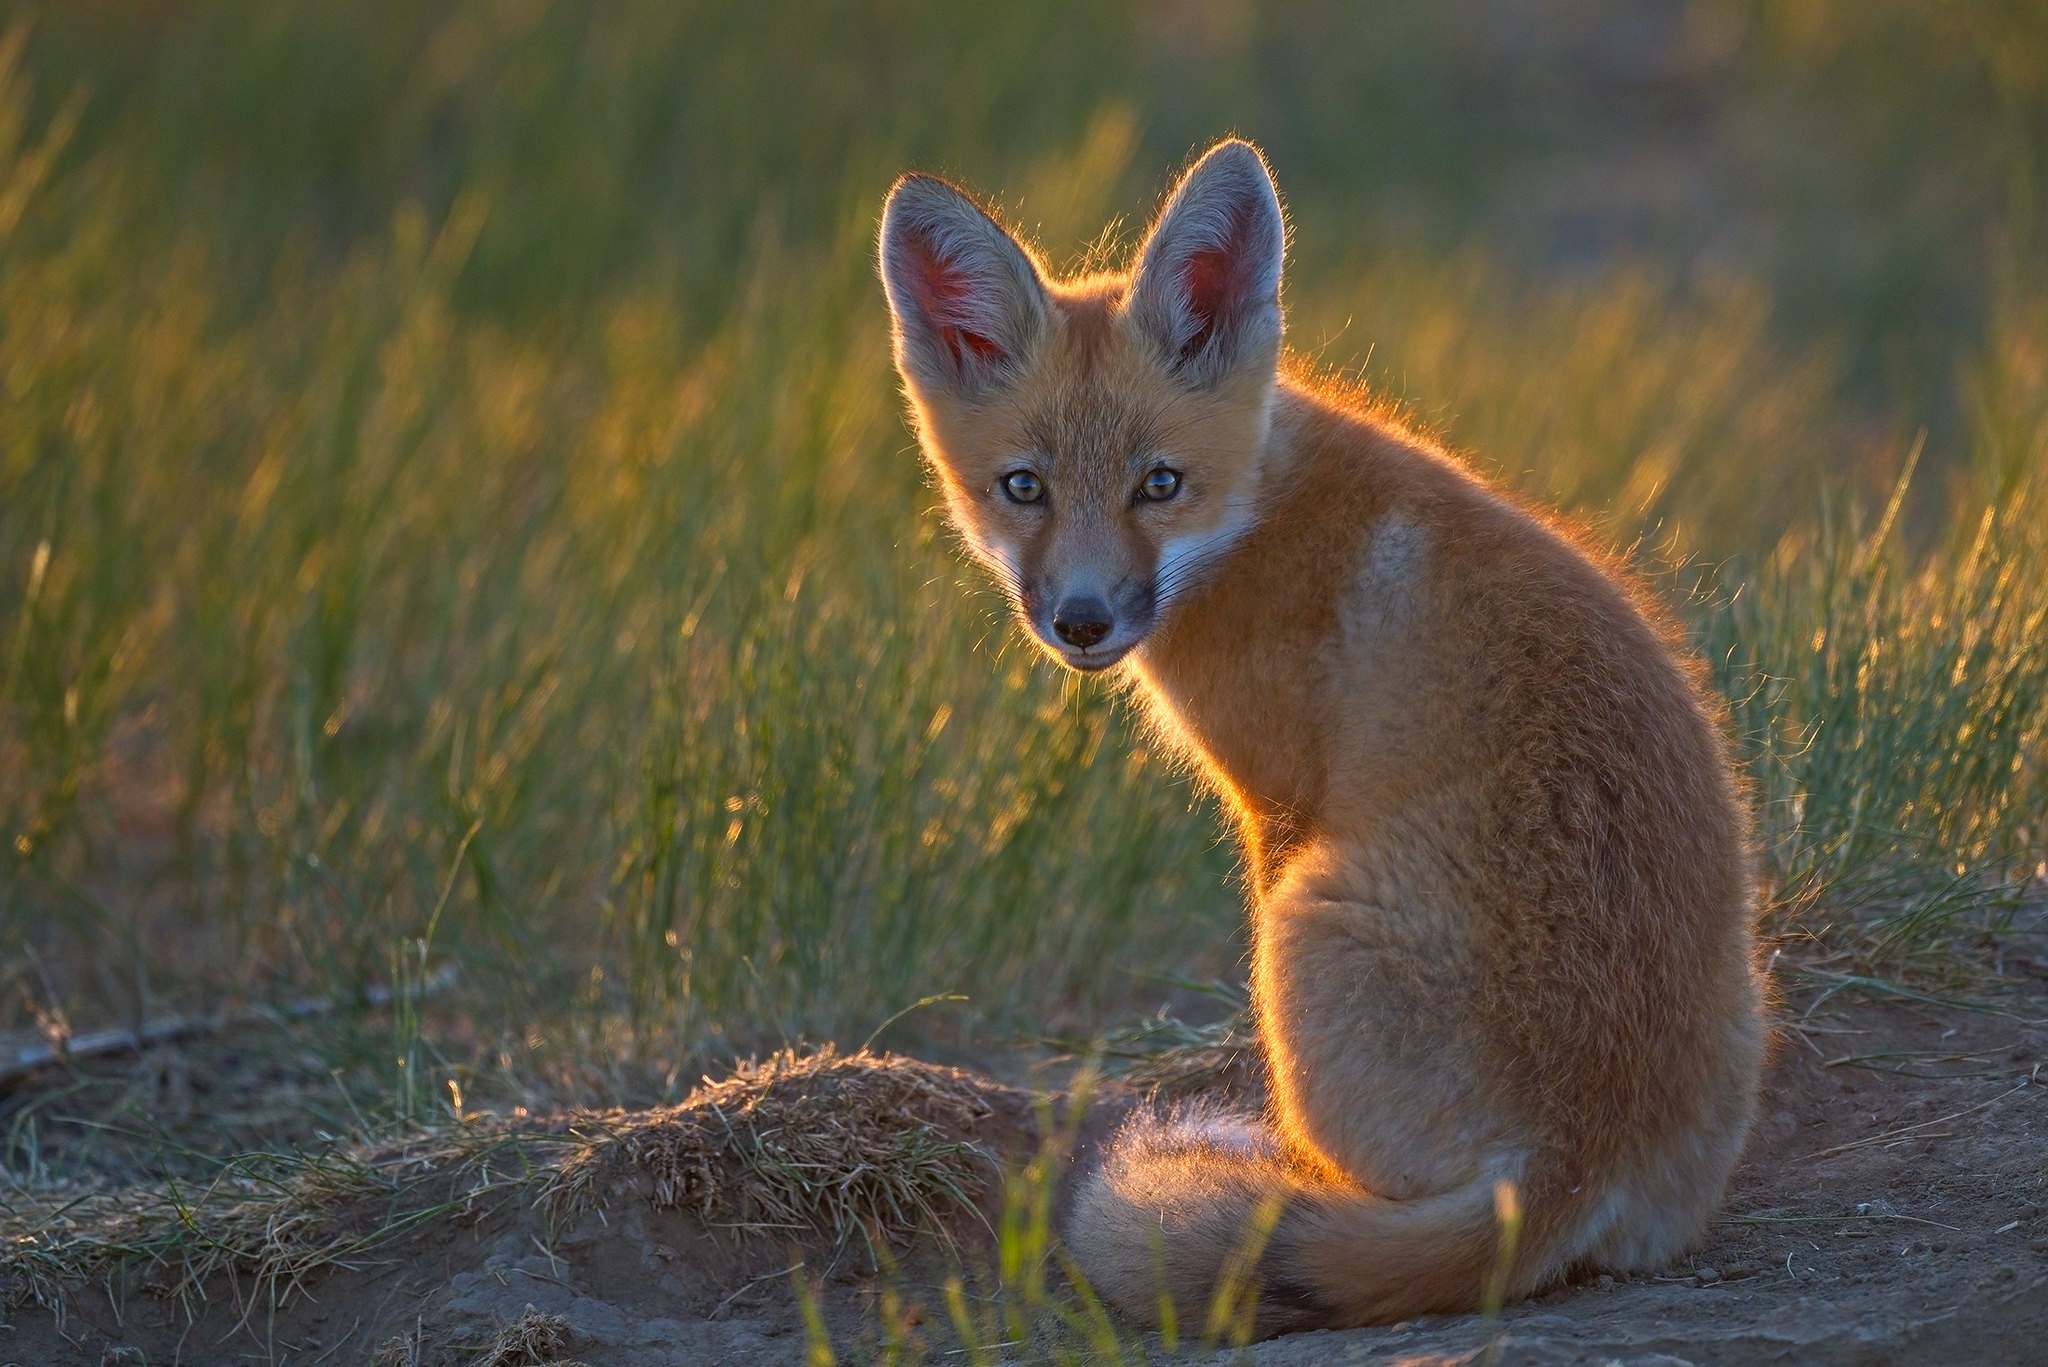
[1129,140,1285,388]
[880,175,1050,397]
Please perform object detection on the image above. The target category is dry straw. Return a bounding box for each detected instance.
[543,1046,1025,1262]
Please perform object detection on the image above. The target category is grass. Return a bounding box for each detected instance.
[0,75,1238,1091]
[1712,457,2048,973]
[0,9,2044,1350]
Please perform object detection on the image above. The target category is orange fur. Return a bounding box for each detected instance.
[879,140,1763,1336]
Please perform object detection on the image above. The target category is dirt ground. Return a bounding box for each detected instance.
[4,979,2046,1366]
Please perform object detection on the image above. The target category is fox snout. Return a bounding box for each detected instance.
[1021,577,1155,670]
[1052,598,1112,649]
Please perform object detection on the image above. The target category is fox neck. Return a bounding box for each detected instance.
[1128,381,1400,893]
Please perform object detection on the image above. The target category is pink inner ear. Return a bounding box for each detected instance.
[1177,242,1237,359]
[948,324,1006,364]
[908,237,1007,367]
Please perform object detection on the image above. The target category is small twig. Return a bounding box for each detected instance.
[1719,1212,1962,1232]
[860,993,968,1054]
[711,1261,807,1319]
[305,1314,361,1365]
[1823,1047,2015,1079]
[0,964,461,1089]
[1804,1080,2031,1161]
[1788,968,2048,1024]
[1824,1049,2005,1067]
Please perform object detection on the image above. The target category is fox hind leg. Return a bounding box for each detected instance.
[1254,888,1508,1200]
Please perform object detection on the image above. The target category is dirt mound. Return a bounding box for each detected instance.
[545,1045,1019,1256]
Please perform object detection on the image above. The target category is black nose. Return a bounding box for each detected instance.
[1052,598,1113,649]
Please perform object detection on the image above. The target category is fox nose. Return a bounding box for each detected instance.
[1052,598,1114,649]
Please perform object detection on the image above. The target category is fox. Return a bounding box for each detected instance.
[877,138,1763,1335]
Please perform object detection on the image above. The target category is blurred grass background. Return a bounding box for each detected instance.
[0,0,2044,1123]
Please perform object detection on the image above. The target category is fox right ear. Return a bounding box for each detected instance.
[880,175,1050,398]
[1129,140,1285,389]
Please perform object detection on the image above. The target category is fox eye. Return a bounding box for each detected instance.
[1001,470,1044,504]
[1138,468,1182,502]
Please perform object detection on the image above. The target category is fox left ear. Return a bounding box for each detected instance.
[1130,139,1285,388]
[880,174,1050,399]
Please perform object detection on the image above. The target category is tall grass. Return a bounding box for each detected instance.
[0,1,2044,1120]
[0,69,1238,1087]
[1712,320,2048,973]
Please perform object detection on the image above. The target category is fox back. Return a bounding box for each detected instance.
[879,140,1762,1336]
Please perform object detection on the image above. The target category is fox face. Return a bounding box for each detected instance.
[880,141,1287,671]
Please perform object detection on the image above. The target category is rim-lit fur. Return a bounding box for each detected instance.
[879,140,1763,1336]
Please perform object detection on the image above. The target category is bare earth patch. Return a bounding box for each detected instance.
[1240,985,2048,1366]
[3,987,2045,1366]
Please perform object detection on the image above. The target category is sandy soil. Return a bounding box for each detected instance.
[4,982,2045,1366]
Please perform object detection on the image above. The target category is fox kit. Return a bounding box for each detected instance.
[878,139,1762,1334]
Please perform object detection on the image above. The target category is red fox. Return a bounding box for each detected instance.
[878,139,1763,1335]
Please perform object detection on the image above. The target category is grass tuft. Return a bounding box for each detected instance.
[474,1304,585,1367]
[544,1046,1026,1263]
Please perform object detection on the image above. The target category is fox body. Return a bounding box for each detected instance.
[879,140,1762,1334]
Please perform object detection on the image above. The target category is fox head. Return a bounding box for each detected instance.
[879,139,1286,671]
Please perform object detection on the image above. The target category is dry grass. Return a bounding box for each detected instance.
[371,1333,420,1367]
[0,1047,1031,1319]
[543,1046,1028,1264]
[1056,980,1263,1098]
[472,1304,586,1367]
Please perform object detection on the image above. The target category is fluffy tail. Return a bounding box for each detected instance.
[1064,1108,1530,1337]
